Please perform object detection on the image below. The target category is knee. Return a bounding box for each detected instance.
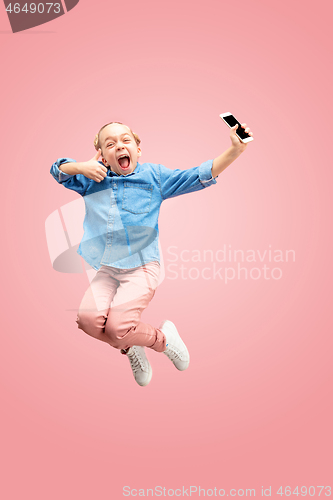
[76,309,107,336]
[105,323,125,349]
[105,317,135,349]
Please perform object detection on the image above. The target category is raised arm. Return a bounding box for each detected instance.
[211,123,253,178]
[158,159,217,200]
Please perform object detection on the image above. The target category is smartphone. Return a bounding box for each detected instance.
[220,112,253,143]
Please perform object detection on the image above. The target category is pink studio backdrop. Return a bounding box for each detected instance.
[0,1,332,499]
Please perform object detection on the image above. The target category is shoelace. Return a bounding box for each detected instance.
[127,349,145,372]
[165,345,184,360]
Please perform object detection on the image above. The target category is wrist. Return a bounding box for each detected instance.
[72,162,86,175]
[229,144,243,157]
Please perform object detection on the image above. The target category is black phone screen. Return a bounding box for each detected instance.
[223,114,250,140]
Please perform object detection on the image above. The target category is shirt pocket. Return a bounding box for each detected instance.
[122,182,153,214]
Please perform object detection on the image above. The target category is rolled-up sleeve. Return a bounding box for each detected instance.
[50,158,92,196]
[158,159,218,200]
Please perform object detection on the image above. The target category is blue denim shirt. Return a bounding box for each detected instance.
[50,158,218,270]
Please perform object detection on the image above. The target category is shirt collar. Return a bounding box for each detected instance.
[107,162,142,177]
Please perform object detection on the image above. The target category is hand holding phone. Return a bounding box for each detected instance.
[220,112,253,143]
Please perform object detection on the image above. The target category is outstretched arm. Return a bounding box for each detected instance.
[211,123,253,178]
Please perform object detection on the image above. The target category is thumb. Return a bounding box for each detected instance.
[232,124,238,131]
[93,149,101,160]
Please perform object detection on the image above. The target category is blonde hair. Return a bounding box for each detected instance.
[94,122,141,151]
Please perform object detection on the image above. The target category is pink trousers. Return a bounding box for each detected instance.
[76,261,166,352]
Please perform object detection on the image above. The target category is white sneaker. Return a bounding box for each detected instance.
[122,346,152,387]
[159,320,190,371]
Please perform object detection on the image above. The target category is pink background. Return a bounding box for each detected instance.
[0,0,332,498]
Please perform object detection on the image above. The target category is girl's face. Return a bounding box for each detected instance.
[99,123,141,176]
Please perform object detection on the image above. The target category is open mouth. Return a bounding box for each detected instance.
[118,154,130,169]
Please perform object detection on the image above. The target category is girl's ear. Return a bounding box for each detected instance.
[137,147,142,157]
